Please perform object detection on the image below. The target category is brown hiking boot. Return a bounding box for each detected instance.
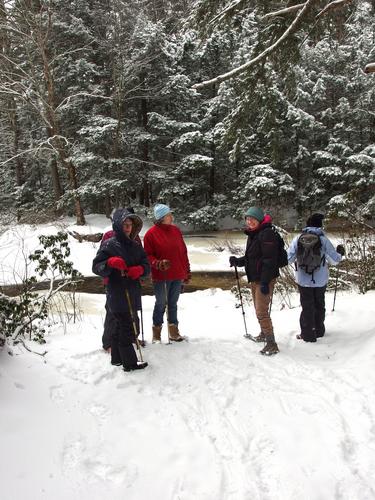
[152,325,162,343]
[260,335,279,355]
[253,332,266,343]
[168,323,184,342]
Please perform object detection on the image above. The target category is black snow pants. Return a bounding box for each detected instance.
[111,312,139,368]
[102,303,117,350]
[298,285,326,342]
[102,303,140,350]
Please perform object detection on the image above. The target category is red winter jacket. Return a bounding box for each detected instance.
[144,223,190,281]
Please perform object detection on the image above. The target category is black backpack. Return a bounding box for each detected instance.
[297,231,324,279]
[271,226,288,268]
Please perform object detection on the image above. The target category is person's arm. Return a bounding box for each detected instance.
[177,228,191,278]
[143,231,159,269]
[324,237,342,265]
[92,244,113,278]
[287,236,298,264]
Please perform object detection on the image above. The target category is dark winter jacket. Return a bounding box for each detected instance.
[92,209,150,313]
[101,228,142,286]
[144,223,190,282]
[236,215,280,284]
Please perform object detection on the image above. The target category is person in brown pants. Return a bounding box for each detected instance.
[229,206,281,355]
[250,278,276,342]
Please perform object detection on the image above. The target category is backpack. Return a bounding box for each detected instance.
[271,226,288,268]
[296,231,324,279]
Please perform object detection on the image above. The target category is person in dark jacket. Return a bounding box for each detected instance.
[93,208,150,371]
[101,207,143,352]
[144,204,191,343]
[229,207,280,355]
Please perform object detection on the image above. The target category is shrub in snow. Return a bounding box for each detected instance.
[0,232,82,348]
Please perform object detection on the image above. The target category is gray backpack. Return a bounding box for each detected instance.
[297,232,324,281]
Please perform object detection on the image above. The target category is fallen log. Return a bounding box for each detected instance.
[68,231,103,243]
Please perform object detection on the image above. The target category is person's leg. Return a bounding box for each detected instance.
[299,286,316,342]
[110,313,122,366]
[250,283,266,342]
[253,280,279,354]
[253,279,275,337]
[152,281,165,342]
[113,312,139,368]
[314,286,326,338]
[167,280,184,341]
[167,280,182,325]
[152,281,166,327]
[102,303,116,351]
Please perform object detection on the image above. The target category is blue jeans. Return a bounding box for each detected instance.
[152,280,182,326]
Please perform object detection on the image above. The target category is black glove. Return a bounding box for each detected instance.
[260,282,269,295]
[229,256,238,267]
[336,244,345,256]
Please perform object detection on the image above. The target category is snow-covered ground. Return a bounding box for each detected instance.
[1,289,375,500]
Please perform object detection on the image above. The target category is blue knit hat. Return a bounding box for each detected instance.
[245,206,264,222]
[154,203,171,221]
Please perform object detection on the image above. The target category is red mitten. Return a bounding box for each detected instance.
[127,265,143,280]
[107,256,128,271]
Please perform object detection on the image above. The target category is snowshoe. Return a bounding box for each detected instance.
[243,333,258,342]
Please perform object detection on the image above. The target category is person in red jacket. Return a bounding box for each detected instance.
[144,204,191,343]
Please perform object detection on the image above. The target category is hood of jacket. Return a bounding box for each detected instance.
[112,208,143,241]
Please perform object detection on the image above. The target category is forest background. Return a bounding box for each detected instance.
[0,0,374,230]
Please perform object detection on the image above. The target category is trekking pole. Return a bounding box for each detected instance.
[125,288,144,362]
[163,272,171,344]
[269,292,273,315]
[139,301,145,346]
[234,265,249,337]
[332,267,339,312]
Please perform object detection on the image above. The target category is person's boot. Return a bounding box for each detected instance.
[152,325,162,344]
[260,335,279,355]
[168,323,184,342]
[253,332,266,343]
[123,361,148,372]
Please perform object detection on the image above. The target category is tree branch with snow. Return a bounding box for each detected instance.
[192,0,318,90]
[193,0,354,90]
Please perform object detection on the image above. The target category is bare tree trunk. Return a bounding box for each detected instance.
[140,96,150,207]
[38,9,85,225]
[9,105,24,186]
[1,1,24,187]
[49,158,63,204]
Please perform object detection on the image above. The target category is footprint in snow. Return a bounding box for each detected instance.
[49,385,65,403]
[87,403,111,424]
